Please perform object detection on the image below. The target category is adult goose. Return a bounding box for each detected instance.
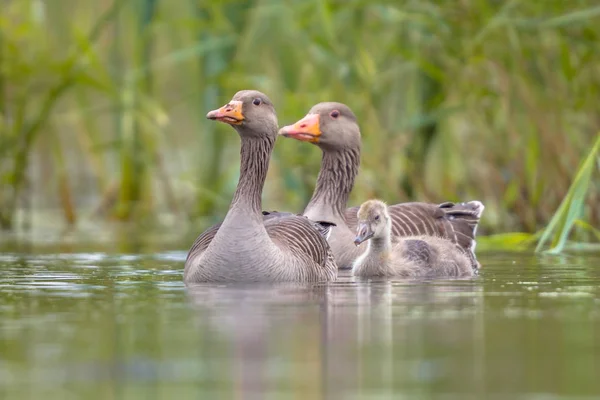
[279,102,484,270]
[184,91,337,283]
[352,200,474,278]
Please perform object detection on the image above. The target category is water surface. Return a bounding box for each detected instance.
[1,250,599,399]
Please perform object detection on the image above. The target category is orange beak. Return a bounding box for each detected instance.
[206,100,244,125]
[278,114,321,143]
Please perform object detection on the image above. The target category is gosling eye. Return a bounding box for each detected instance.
[330,110,340,119]
[374,215,380,221]
[252,98,262,106]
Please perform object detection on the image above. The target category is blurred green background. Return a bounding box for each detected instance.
[0,0,598,250]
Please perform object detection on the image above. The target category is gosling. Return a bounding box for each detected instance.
[352,200,476,278]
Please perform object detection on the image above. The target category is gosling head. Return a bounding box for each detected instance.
[206,90,278,138]
[354,200,391,246]
[278,102,361,152]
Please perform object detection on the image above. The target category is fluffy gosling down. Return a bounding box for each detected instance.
[352,200,476,278]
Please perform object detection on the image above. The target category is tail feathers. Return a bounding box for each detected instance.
[439,200,485,219]
[438,200,485,270]
[439,200,484,235]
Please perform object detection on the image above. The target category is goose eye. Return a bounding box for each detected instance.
[330,110,340,119]
[253,98,262,106]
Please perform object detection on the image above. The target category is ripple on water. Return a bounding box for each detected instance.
[151,251,188,262]
[0,251,599,398]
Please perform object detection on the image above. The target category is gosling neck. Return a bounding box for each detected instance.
[367,234,393,255]
[304,147,360,219]
[229,131,275,217]
[367,222,393,255]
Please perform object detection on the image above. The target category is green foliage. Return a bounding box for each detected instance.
[0,0,598,251]
[0,0,125,228]
[535,134,600,253]
[477,232,538,252]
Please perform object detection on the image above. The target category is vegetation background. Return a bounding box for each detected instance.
[0,0,598,252]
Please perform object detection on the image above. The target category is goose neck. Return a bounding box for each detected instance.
[368,236,392,254]
[305,148,359,218]
[229,135,275,216]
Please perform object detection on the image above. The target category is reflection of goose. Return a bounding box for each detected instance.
[353,200,476,278]
[185,278,481,397]
[183,91,337,283]
[279,102,484,270]
[186,283,330,397]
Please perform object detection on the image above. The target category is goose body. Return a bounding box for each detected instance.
[184,91,337,283]
[344,201,483,268]
[352,200,474,278]
[279,102,484,270]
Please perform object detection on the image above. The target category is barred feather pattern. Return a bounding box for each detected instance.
[184,93,340,283]
[184,212,337,282]
[304,148,360,218]
[302,142,484,271]
[230,136,274,215]
[345,201,484,270]
[266,214,337,282]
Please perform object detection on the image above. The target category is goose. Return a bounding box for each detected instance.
[278,102,484,271]
[352,200,474,278]
[184,91,337,283]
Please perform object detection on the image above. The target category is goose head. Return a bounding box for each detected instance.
[207,90,278,138]
[353,200,391,245]
[278,102,361,152]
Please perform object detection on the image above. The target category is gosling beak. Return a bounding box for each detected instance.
[206,100,244,125]
[278,113,321,143]
[354,223,373,246]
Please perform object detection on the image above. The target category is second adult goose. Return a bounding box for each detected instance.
[184,91,337,283]
[352,200,475,278]
[279,102,484,270]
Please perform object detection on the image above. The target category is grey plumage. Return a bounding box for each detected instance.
[352,200,475,278]
[346,200,484,259]
[184,90,337,283]
[279,102,484,270]
[353,235,475,278]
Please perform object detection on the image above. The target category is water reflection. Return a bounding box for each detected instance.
[0,251,599,398]
[184,275,485,398]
